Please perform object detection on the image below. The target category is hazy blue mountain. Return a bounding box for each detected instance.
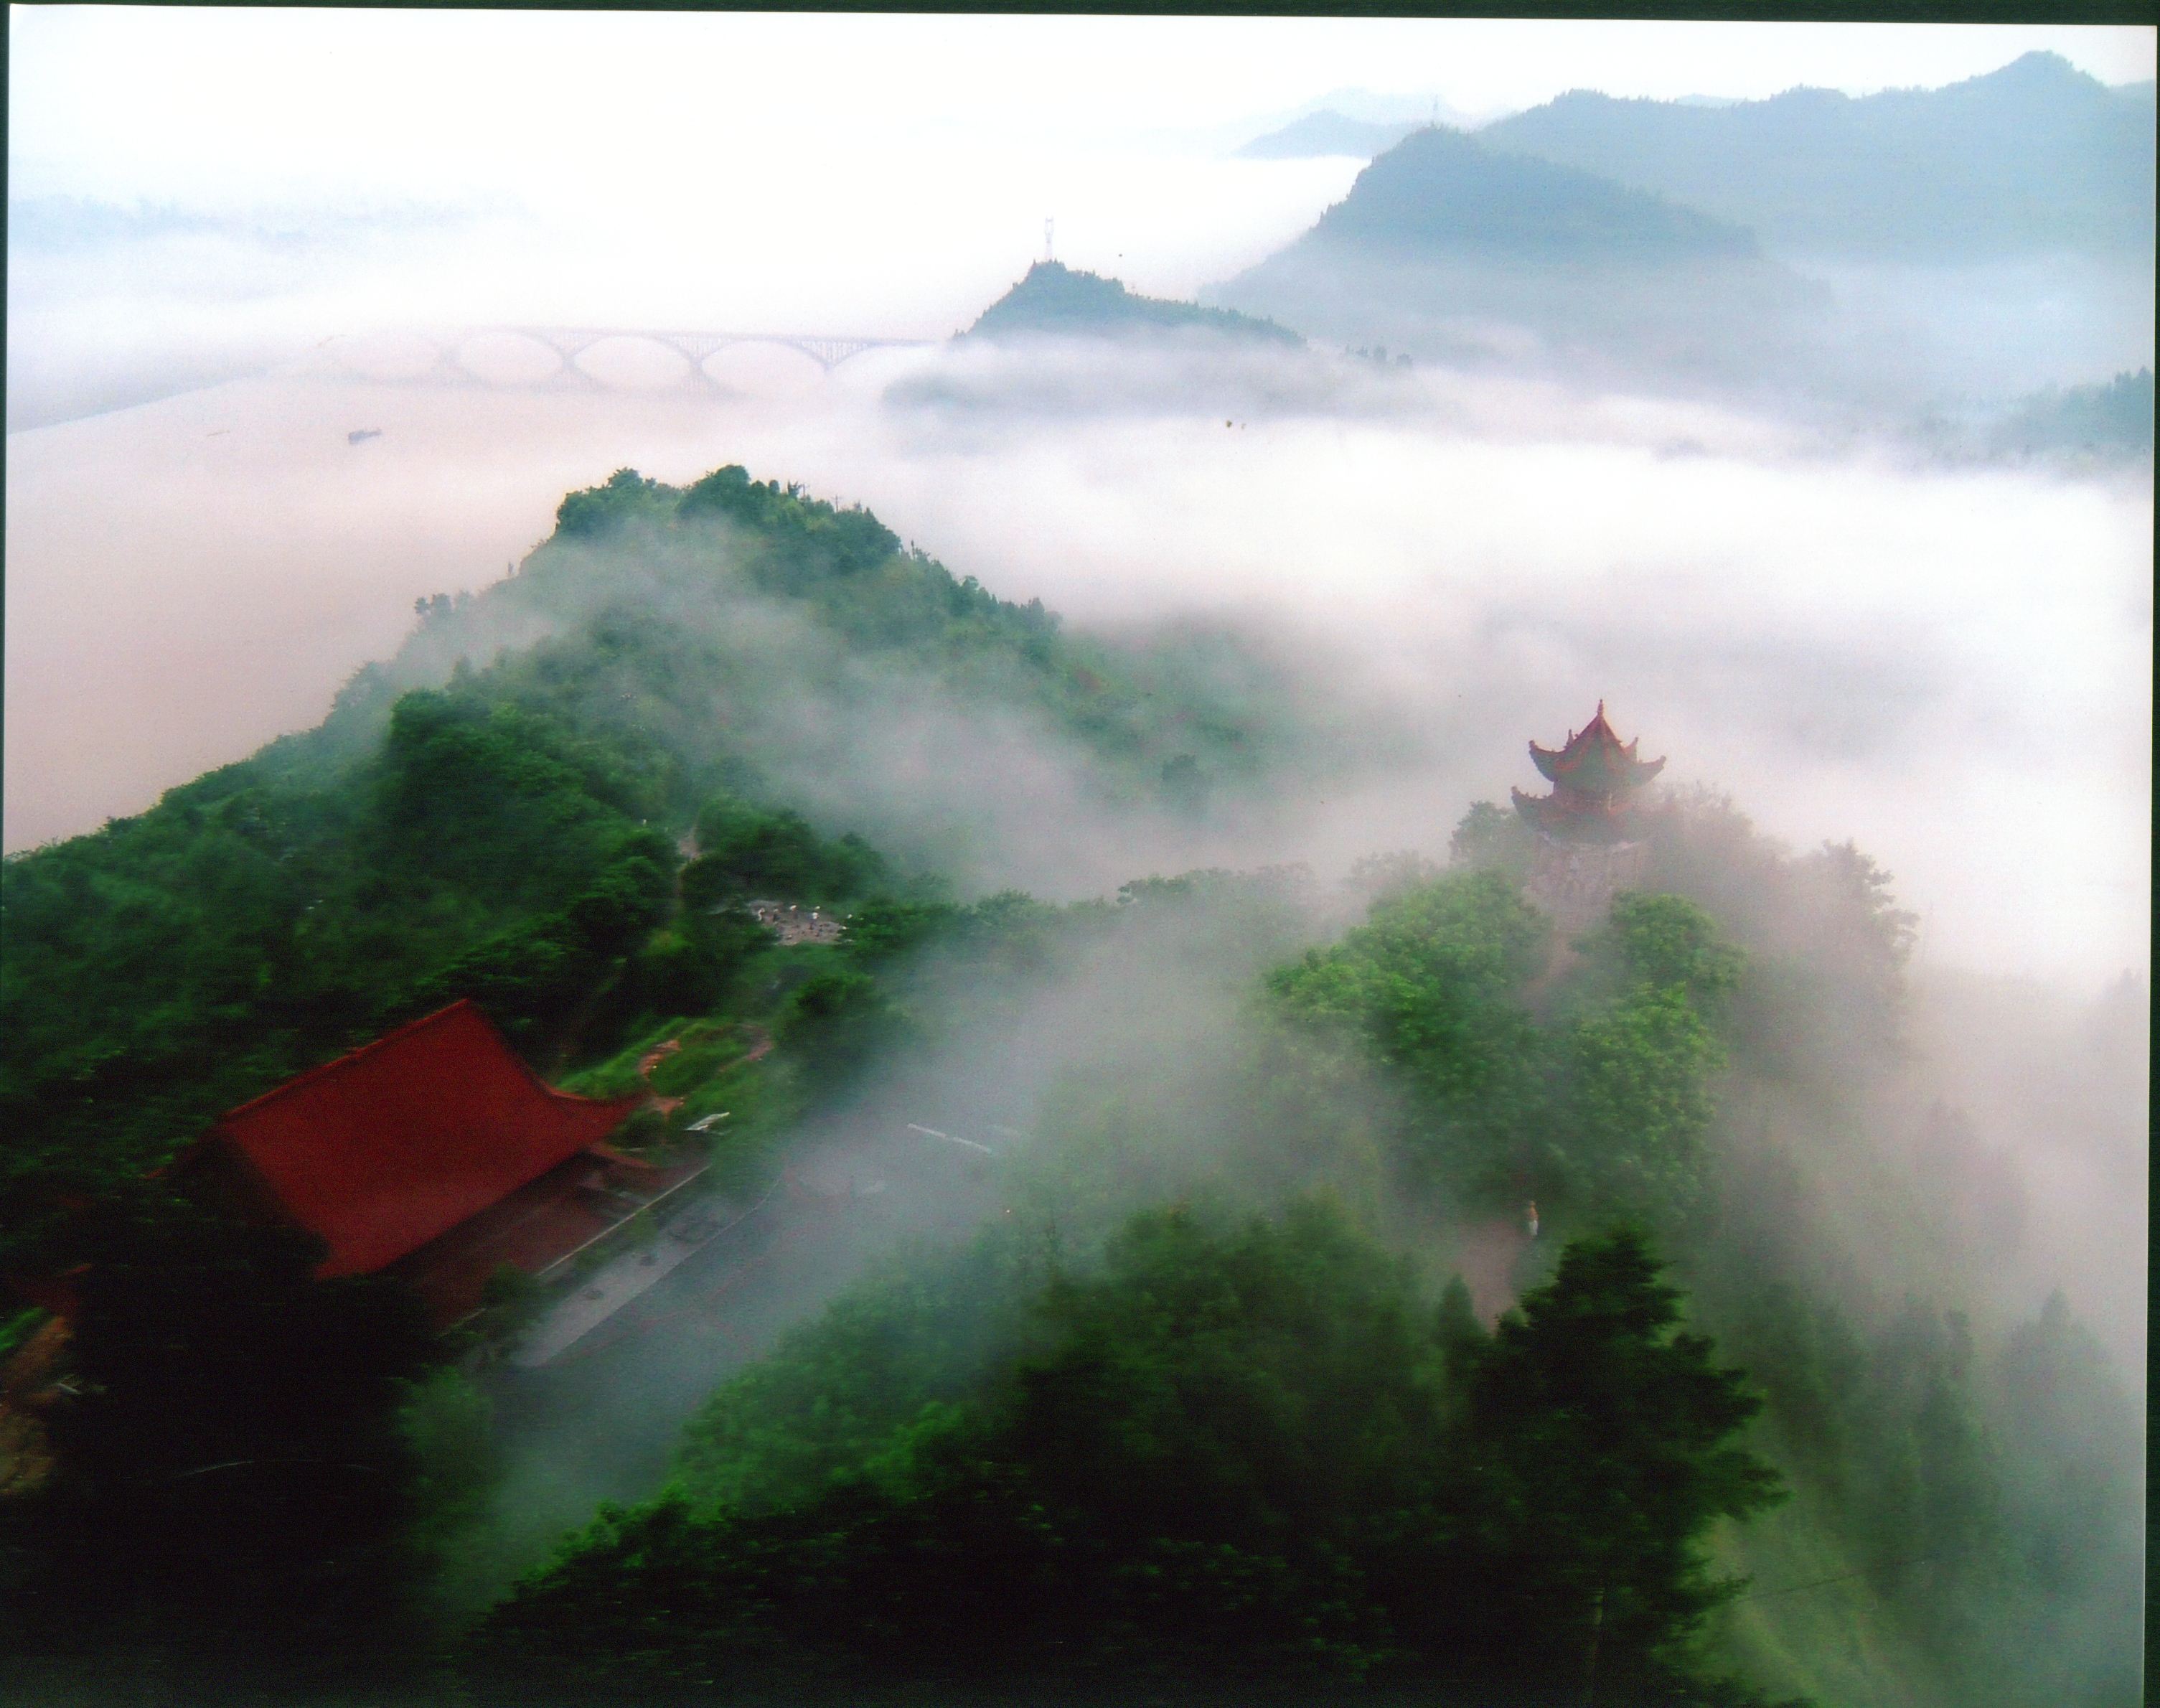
[966,260,1302,345]
[1237,111,1423,160]
[1209,126,1823,390]
[1282,123,1760,263]
[1288,86,1493,128]
[1480,52,2155,261]
[1988,367,2154,460]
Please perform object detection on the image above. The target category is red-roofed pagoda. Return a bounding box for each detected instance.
[171,1000,702,1325]
[1513,703,1666,933]
[1511,701,1666,844]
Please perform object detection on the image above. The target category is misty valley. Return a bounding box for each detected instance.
[3,27,2151,1708]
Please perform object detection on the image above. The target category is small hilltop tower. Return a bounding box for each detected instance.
[1512,702,1666,933]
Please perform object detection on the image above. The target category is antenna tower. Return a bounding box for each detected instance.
[1044,217,1055,263]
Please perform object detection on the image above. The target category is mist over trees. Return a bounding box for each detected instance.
[4,14,2150,1707]
[967,260,1302,347]
[4,468,2145,1708]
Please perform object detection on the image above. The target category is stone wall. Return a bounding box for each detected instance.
[1524,837,1648,937]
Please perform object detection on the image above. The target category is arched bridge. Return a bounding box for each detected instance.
[306,325,935,392]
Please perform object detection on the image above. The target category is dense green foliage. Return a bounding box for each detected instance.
[968,259,1302,345]
[468,1207,1783,1705]
[4,463,2139,1708]
[1,464,1301,1267]
[1,1193,437,1692]
[1265,873,1738,1230]
[0,685,677,1259]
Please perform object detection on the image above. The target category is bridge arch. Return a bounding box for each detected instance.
[306,326,930,393]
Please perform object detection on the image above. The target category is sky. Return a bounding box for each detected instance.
[11,10,2156,216]
[10,11,2155,352]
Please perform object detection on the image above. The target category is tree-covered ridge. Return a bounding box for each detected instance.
[0,464,1308,1262]
[0,684,681,1252]
[365,464,1315,813]
[468,1206,1785,1705]
[458,809,2141,1708]
[1265,875,1739,1231]
[967,259,1302,345]
[2,456,2141,1708]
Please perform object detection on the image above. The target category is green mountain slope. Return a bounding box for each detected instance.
[0,466,1320,1254]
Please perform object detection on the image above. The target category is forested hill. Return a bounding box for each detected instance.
[967,259,1302,344]
[1480,51,2156,261]
[4,469,2142,1708]
[0,465,1313,1261]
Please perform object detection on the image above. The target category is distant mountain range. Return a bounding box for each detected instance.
[1207,52,2154,401]
[1281,124,1762,265]
[1480,52,2154,261]
[1236,112,1423,161]
[1208,123,1823,389]
[966,261,1301,346]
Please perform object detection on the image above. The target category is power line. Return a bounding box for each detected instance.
[1730,1556,1933,1605]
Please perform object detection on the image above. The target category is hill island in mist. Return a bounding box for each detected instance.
[967,258,1302,347]
[1,464,2143,1708]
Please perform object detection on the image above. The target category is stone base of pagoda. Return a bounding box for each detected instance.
[1524,835,1648,937]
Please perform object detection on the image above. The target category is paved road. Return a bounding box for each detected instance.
[472,1107,1004,1597]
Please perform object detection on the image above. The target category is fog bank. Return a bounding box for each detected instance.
[7,356,2146,994]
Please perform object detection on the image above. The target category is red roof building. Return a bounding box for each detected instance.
[173,1001,692,1324]
[1511,702,1666,844]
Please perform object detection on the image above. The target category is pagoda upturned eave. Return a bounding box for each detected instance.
[1526,702,1666,794]
[1527,742,1667,792]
